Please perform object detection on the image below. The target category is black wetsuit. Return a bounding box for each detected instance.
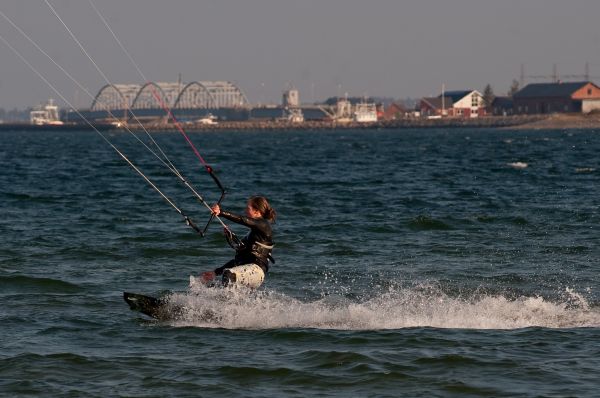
[214,210,274,276]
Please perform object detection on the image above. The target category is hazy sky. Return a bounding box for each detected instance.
[1,0,599,109]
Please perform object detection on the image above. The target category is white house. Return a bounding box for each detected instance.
[439,90,485,118]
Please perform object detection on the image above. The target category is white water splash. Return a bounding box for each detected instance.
[575,167,596,173]
[165,283,600,330]
[507,162,528,169]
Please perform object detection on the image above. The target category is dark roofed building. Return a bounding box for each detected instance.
[439,90,474,103]
[513,81,600,114]
[491,96,514,116]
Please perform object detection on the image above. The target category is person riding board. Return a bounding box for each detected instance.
[201,196,276,289]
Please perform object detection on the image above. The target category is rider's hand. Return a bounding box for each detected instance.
[201,271,216,284]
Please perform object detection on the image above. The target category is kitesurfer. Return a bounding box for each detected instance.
[201,196,276,289]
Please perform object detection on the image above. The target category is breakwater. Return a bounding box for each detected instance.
[121,115,548,132]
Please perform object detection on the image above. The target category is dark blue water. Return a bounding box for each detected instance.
[1,128,600,397]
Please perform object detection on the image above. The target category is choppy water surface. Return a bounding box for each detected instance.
[1,128,600,397]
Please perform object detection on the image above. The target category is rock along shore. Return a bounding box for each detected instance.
[117,114,600,133]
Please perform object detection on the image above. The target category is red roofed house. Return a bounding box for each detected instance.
[382,102,409,120]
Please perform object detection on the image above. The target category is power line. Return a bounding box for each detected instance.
[520,63,600,86]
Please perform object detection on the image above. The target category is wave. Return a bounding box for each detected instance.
[475,215,529,225]
[575,167,596,173]
[408,216,452,231]
[2,192,66,204]
[161,283,600,330]
[0,275,82,294]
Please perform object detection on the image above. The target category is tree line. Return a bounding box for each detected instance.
[482,79,520,109]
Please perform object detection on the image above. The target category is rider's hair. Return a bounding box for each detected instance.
[248,196,276,223]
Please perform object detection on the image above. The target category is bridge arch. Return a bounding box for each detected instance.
[130,82,179,109]
[173,81,217,108]
[91,84,140,111]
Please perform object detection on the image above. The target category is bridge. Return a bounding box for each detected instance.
[90,81,250,111]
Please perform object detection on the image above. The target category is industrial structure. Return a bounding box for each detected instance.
[281,88,304,123]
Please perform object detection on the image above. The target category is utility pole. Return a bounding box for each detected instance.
[585,62,590,81]
[441,83,445,116]
[520,64,525,88]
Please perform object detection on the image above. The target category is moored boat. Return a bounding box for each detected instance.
[30,99,64,126]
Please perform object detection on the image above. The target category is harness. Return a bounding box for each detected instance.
[251,241,275,264]
[224,229,275,264]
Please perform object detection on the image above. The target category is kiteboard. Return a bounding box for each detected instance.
[123,292,183,321]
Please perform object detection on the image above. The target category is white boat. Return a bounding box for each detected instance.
[353,102,378,123]
[284,107,304,123]
[30,99,64,125]
[197,113,218,125]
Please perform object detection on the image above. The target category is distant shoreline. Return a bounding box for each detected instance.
[123,114,600,132]
[3,113,600,132]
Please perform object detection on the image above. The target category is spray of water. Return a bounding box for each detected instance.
[163,278,600,330]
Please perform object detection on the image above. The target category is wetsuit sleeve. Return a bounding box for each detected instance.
[220,210,269,233]
[219,210,245,225]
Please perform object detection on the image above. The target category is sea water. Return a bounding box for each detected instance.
[1,128,599,397]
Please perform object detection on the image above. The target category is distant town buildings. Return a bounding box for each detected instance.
[12,77,600,125]
[416,82,600,118]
